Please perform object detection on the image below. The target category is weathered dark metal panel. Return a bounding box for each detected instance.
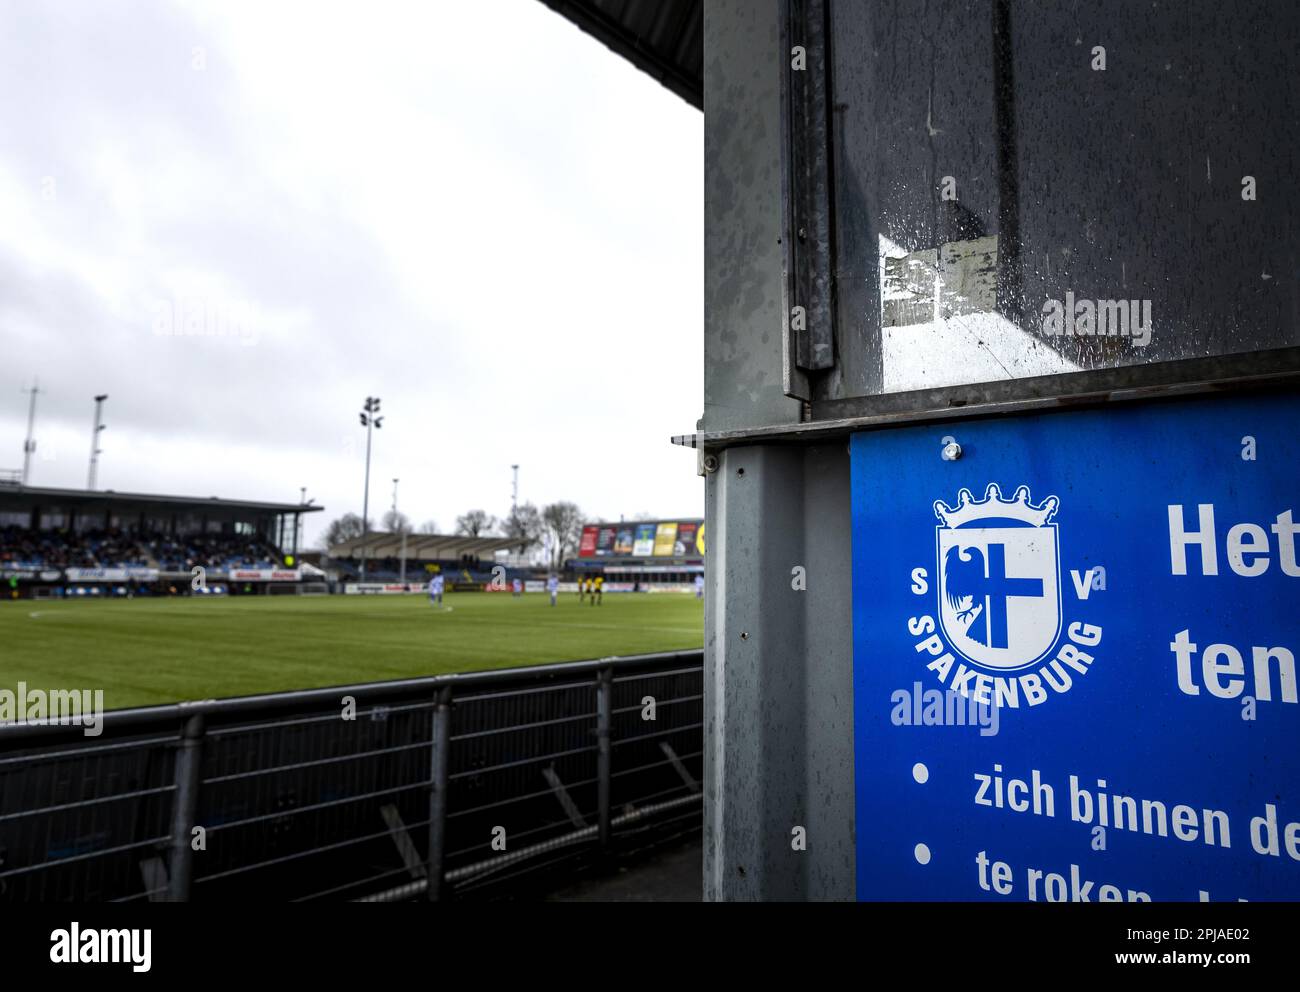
[820,0,1298,400]
[704,0,802,433]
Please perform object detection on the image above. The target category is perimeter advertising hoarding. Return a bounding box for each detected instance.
[64,567,160,582]
[653,522,678,556]
[596,526,617,556]
[674,522,698,557]
[633,524,657,556]
[614,526,635,555]
[227,569,301,582]
[576,520,704,560]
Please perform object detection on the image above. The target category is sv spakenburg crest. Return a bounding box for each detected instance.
[908,484,1104,709]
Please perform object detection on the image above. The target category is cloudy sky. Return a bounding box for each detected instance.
[0,0,703,546]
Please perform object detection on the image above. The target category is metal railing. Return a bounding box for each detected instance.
[0,650,703,901]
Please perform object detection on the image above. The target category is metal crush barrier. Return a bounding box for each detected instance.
[0,651,703,901]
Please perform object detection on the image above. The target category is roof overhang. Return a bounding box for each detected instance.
[329,532,520,559]
[0,484,322,516]
[539,0,702,110]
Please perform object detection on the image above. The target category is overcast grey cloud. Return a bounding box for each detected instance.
[0,0,703,543]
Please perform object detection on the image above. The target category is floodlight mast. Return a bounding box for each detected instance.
[20,380,39,486]
[87,394,108,490]
[393,477,406,582]
[358,396,383,580]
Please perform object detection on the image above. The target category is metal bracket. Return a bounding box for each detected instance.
[380,804,427,879]
[672,424,719,475]
[541,766,588,829]
[780,0,836,400]
[674,347,1300,452]
[138,856,169,902]
[660,742,700,793]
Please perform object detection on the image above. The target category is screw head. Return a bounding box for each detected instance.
[941,441,962,462]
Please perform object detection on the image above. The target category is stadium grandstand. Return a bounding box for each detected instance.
[0,483,322,599]
[571,518,703,591]
[326,531,521,589]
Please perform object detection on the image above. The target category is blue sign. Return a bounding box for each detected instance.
[850,393,1300,901]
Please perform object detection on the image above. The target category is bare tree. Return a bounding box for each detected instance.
[418,519,440,535]
[320,513,370,550]
[541,501,584,570]
[456,510,497,537]
[503,501,543,554]
[381,509,412,534]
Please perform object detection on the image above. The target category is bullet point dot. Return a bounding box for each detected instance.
[914,843,931,865]
[912,762,929,784]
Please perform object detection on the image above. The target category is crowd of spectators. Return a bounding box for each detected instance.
[335,557,498,583]
[0,526,283,571]
[147,533,283,571]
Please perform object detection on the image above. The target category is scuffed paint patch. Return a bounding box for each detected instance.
[882,235,998,327]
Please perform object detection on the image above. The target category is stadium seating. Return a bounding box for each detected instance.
[329,557,506,584]
[0,526,285,571]
[145,533,283,571]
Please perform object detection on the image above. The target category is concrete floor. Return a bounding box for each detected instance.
[547,836,702,902]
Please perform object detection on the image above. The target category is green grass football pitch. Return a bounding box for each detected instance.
[0,592,704,711]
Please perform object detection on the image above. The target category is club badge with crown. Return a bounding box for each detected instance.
[933,483,1063,672]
